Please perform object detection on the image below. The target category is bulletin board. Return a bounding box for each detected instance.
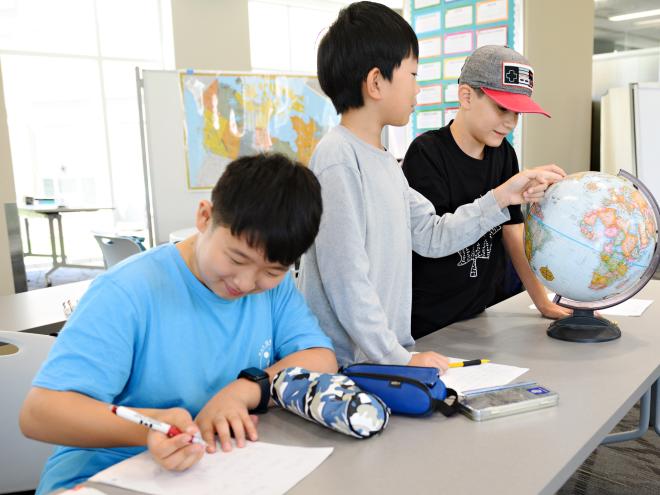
[410,0,521,138]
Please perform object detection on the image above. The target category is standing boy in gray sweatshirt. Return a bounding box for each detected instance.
[300,1,565,368]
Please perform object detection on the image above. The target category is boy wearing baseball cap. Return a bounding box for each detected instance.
[401,45,571,338]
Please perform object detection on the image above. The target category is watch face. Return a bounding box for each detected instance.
[241,367,268,381]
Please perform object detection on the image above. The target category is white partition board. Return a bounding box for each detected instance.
[600,87,635,176]
[634,83,660,204]
[141,69,208,245]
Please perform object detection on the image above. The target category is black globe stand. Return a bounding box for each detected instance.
[547,308,621,343]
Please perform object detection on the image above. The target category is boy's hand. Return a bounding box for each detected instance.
[408,351,450,373]
[195,380,260,454]
[493,164,566,207]
[147,407,205,471]
[536,299,572,320]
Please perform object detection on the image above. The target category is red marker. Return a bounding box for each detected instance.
[110,405,207,446]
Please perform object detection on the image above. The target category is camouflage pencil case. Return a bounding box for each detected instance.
[271,367,390,439]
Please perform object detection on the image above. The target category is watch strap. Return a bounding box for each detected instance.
[238,368,270,414]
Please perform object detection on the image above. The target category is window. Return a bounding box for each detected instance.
[248,0,410,157]
[0,0,174,261]
[248,0,346,73]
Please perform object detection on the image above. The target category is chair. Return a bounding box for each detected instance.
[93,234,145,269]
[0,330,56,494]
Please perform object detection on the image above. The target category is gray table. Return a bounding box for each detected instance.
[265,281,659,495]
[19,206,110,286]
[0,280,91,335]
[75,281,660,494]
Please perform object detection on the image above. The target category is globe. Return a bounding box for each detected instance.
[524,170,660,342]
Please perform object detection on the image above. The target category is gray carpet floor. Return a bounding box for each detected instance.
[557,401,660,494]
[26,266,102,290]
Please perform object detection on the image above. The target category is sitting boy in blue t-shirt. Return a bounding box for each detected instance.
[20,153,337,494]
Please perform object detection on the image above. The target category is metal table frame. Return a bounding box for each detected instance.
[19,206,109,286]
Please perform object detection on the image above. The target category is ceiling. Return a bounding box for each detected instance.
[594,0,660,53]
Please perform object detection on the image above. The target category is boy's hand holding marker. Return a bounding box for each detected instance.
[145,407,206,471]
[110,405,206,471]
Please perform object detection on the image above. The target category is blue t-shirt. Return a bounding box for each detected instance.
[33,244,333,494]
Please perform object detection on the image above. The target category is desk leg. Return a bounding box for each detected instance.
[24,217,32,255]
[601,389,651,444]
[56,213,67,264]
[653,378,659,436]
[44,215,60,287]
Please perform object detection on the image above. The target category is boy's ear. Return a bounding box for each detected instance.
[364,67,384,101]
[458,84,473,109]
[196,200,213,233]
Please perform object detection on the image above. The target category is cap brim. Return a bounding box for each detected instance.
[482,88,551,118]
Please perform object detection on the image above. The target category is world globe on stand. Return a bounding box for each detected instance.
[524,170,660,342]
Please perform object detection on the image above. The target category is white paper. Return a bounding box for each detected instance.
[415,12,441,34]
[419,37,442,58]
[476,26,508,47]
[444,56,467,79]
[60,488,106,495]
[528,293,654,317]
[414,0,440,8]
[445,6,473,29]
[442,357,529,395]
[444,107,459,123]
[417,61,442,81]
[444,31,473,54]
[476,0,508,25]
[444,83,459,102]
[90,441,333,495]
[416,110,443,129]
[417,85,442,105]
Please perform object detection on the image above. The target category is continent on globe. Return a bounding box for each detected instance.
[539,266,554,281]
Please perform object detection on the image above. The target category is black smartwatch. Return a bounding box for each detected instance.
[237,367,270,414]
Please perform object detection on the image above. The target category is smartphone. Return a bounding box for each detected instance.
[459,382,559,421]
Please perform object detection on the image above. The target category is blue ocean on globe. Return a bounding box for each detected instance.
[524,172,657,302]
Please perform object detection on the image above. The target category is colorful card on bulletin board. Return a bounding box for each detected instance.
[411,0,519,137]
[419,36,442,58]
[418,61,442,81]
[179,72,338,190]
[417,84,443,106]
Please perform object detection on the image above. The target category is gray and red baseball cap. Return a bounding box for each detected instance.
[458,45,550,118]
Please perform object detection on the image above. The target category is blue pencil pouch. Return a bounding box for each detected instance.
[342,363,459,417]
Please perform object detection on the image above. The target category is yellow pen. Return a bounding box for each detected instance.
[449,359,490,368]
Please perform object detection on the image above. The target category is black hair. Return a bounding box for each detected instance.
[211,153,322,266]
[317,1,418,114]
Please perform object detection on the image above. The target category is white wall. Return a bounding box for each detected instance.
[0,61,17,295]
[171,0,251,70]
[521,0,594,175]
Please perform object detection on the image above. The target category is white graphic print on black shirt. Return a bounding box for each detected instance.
[457,226,502,278]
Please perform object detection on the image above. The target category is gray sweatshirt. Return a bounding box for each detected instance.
[299,126,509,366]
